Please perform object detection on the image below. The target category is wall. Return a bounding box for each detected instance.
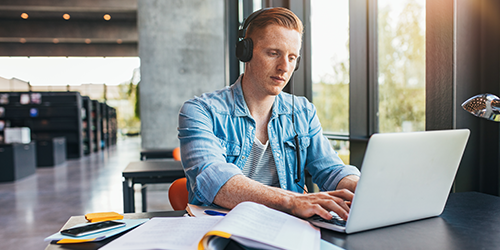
[0,76,30,92]
[138,0,225,149]
[426,0,500,195]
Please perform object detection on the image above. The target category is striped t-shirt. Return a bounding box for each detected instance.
[241,137,280,187]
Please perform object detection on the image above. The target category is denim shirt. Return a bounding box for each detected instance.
[178,75,360,206]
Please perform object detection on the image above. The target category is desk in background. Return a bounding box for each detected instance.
[47,192,500,250]
[122,160,184,213]
[140,149,174,160]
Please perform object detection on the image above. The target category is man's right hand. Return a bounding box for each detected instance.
[285,189,354,221]
[213,175,354,221]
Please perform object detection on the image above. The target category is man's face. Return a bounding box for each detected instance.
[244,24,302,97]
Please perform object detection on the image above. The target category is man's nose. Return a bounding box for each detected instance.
[277,56,291,72]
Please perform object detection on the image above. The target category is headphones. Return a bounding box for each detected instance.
[236,8,300,71]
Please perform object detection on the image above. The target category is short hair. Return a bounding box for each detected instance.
[245,7,304,39]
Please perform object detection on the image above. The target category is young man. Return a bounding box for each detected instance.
[178,7,359,220]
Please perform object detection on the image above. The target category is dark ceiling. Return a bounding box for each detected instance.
[0,0,138,56]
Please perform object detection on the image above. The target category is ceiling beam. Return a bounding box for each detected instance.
[0,43,137,57]
[0,20,137,40]
[0,0,138,57]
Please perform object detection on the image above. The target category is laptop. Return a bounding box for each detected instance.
[308,129,470,234]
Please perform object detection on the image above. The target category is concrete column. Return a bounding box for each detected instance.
[138,0,225,149]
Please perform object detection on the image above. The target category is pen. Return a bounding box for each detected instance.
[204,210,227,216]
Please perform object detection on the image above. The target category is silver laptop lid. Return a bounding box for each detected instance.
[345,129,470,234]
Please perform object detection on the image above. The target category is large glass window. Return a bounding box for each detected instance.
[311,0,350,163]
[378,0,426,133]
[311,0,350,136]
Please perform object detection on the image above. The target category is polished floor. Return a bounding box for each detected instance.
[0,136,173,250]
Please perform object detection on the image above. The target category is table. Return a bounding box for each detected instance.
[140,149,174,160]
[46,192,500,250]
[122,159,184,213]
[321,192,500,249]
[44,211,186,250]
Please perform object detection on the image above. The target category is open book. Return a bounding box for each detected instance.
[100,201,320,250]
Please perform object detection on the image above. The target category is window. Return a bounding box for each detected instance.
[311,0,350,136]
[378,0,426,133]
[311,0,350,163]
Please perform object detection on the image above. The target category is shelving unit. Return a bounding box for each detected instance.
[108,106,117,146]
[0,91,83,159]
[0,142,36,182]
[0,92,118,163]
[100,102,108,149]
[91,100,101,152]
[81,96,93,155]
[36,137,66,167]
[98,103,118,148]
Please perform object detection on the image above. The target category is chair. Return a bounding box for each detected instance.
[168,177,189,211]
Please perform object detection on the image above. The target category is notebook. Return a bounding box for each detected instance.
[308,129,470,234]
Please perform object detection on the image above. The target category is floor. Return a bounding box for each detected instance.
[0,136,173,250]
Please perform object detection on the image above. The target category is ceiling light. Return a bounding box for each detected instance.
[103,14,111,21]
[21,13,29,19]
[63,13,70,20]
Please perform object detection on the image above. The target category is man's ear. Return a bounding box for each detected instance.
[294,56,301,71]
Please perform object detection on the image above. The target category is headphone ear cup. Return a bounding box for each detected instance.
[236,38,253,62]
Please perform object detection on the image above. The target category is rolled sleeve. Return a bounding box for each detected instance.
[179,99,240,205]
[323,165,361,191]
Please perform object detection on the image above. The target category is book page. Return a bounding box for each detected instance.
[100,217,222,250]
[207,202,320,250]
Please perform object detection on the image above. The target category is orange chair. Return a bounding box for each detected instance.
[168,177,189,210]
[172,147,181,161]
